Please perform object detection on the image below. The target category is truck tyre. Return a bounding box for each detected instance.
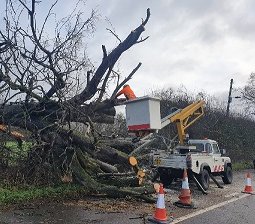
[158,168,174,187]
[222,166,233,184]
[198,169,210,190]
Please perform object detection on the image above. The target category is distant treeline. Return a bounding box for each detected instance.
[154,88,255,162]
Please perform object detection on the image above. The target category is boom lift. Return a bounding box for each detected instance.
[129,99,205,155]
[126,97,232,193]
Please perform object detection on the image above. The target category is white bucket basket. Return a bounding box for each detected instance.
[125,96,161,131]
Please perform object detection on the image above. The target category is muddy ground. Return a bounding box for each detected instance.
[0,170,253,224]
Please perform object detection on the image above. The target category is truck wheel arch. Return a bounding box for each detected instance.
[199,163,211,174]
[224,161,232,170]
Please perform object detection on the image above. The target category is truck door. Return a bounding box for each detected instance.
[210,143,224,172]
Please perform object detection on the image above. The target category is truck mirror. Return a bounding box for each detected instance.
[220,149,226,155]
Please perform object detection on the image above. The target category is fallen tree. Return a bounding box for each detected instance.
[0,0,154,201]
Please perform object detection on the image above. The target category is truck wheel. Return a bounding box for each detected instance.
[158,168,174,187]
[198,169,210,190]
[222,166,233,184]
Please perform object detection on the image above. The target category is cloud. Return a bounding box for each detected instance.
[5,0,254,98]
[87,0,255,97]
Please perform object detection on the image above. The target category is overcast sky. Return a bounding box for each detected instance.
[70,0,255,100]
[3,0,254,103]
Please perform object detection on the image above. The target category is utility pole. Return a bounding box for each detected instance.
[226,78,233,117]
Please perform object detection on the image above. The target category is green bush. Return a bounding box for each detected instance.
[232,161,253,171]
[2,141,32,165]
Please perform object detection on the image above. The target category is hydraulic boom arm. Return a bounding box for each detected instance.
[161,100,205,145]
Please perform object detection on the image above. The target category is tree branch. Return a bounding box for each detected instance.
[106,28,121,43]
[111,62,142,99]
[68,8,150,106]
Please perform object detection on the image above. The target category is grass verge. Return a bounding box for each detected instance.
[232,161,253,171]
[0,184,87,206]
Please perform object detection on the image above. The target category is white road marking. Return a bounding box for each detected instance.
[172,193,250,223]
[224,192,240,198]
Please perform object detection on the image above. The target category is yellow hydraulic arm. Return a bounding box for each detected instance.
[169,100,205,145]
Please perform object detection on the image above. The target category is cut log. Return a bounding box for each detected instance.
[95,159,118,173]
[100,139,137,154]
[98,185,156,203]
[95,146,130,171]
[97,172,134,177]
[98,176,140,188]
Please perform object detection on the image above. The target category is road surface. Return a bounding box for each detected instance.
[174,194,254,224]
[0,170,254,224]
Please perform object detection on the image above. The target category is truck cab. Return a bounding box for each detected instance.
[189,139,221,154]
[151,139,232,190]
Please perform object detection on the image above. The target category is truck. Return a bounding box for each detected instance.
[125,97,233,192]
[151,138,232,191]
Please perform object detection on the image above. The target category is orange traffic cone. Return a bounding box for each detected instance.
[174,169,194,208]
[242,172,254,194]
[148,183,168,224]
